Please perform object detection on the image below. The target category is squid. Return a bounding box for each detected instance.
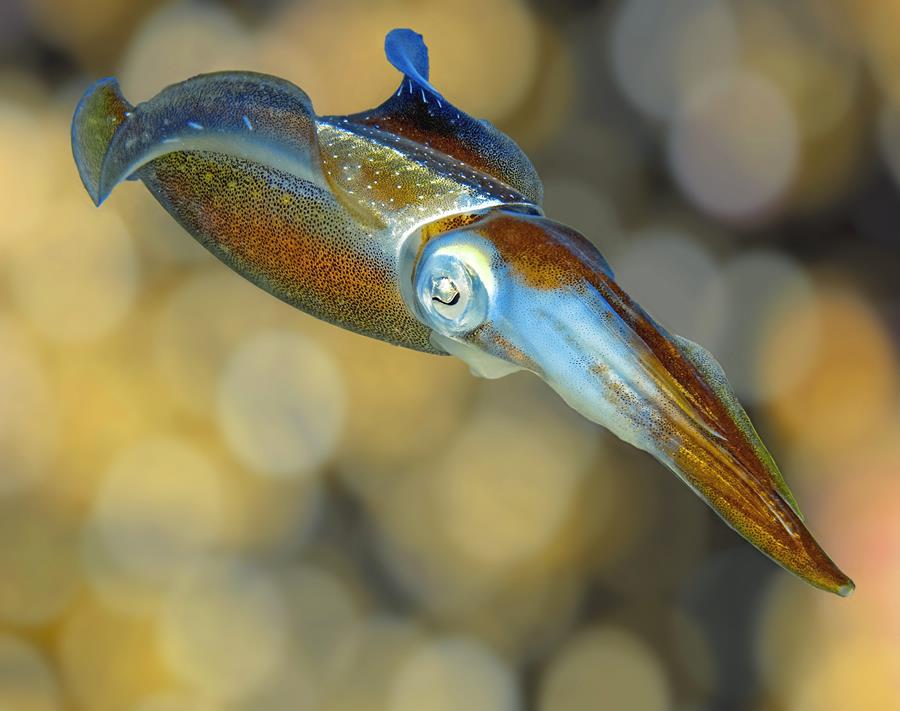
[72,29,853,595]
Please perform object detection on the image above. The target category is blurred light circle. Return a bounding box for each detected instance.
[433,408,591,569]
[0,317,56,495]
[610,0,739,121]
[258,0,538,122]
[752,569,893,710]
[734,4,865,214]
[812,448,900,641]
[446,574,584,663]
[217,330,344,478]
[763,287,897,455]
[231,564,362,711]
[219,463,323,557]
[90,437,230,585]
[321,617,426,711]
[709,250,817,404]
[0,634,61,711]
[119,3,249,98]
[7,195,138,343]
[332,330,473,492]
[160,558,288,700]
[738,2,860,142]
[81,440,322,615]
[374,493,503,629]
[252,4,384,117]
[407,0,538,121]
[154,269,298,417]
[755,579,823,701]
[80,533,167,617]
[541,178,621,253]
[390,637,521,711]
[785,640,900,711]
[46,344,173,509]
[611,227,723,346]
[0,496,81,626]
[668,70,798,222]
[502,26,576,152]
[0,101,53,247]
[593,462,709,598]
[538,626,671,711]
[372,376,600,615]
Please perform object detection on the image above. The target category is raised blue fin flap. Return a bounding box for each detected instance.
[385,28,439,98]
[334,29,543,206]
[92,72,324,205]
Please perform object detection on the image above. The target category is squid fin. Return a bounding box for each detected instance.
[335,28,543,205]
[73,72,324,206]
[71,77,133,205]
[673,334,804,520]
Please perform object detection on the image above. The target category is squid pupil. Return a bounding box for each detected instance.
[433,291,460,306]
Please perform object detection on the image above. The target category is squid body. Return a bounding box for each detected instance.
[72,29,853,595]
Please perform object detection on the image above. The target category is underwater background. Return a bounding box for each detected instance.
[1,0,899,709]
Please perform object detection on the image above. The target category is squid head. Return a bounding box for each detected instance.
[71,29,853,595]
[411,212,853,596]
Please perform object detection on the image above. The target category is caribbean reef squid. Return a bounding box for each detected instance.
[72,29,853,595]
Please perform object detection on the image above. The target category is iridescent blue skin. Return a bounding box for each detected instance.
[72,29,853,595]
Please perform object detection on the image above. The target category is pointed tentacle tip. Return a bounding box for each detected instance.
[835,577,856,598]
[806,558,854,597]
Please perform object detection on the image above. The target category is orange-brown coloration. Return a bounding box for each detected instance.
[670,429,850,593]
[478,212,852,593]
[141,149,438,353]
[416,212,489,275]
[316,121,534,244]
[476,213,744,444]
[420,212,487,241]
[474,213,606,290]
[355,115,518,195]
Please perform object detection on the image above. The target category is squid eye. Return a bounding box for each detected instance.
[428,273,469,321]
[431,276,461,307]
[415,251,488,336]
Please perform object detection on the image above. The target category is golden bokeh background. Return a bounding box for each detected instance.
[1,0,899,709]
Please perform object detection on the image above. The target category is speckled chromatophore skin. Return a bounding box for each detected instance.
[72,29,853,596]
